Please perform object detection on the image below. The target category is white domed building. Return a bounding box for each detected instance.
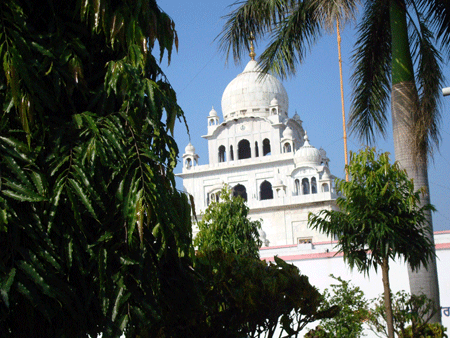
[178,55,338,246]
[177,53,450,333]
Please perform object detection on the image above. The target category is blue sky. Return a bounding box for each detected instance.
[159,1,450,231]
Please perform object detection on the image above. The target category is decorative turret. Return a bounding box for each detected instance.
[281,126,294,153]
[207,106,219,134]
[182,142,199,170]
[319,167,333,193]
[273,178,286,197]
[293,111,302,123]
[270,97,279,115]
[319,147,330,167]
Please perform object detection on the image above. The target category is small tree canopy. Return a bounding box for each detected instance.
[308,148,435,274]
[194,186,262,258]
[306,275,369,338]
[192,186,337,337]
[367,291,444,338]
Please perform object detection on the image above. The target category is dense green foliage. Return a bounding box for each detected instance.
[0,1,197,337]
[305,275,369,338]
[308,148,435,274]
[194,186,262,258]
[195,253,337,338]
[367,291,447,338]
[193,186,337,337]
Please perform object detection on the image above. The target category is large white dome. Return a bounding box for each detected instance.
[221,60,289,121]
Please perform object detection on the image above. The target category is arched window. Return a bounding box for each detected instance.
[207,191,220,206]
[263,138,271,156]
[255,141,259,157]
[283,142,291,153]
[232,184,247,202]
[271,108,277,115]
[294,179,300,196]
[238,139,251,159]
[230,145,234,161]
[260,180,273,200]
[185,158,192,169]
[218,145,226,162]
[311,177,317,194]
[302,178,310,195]
[322,183,329,192]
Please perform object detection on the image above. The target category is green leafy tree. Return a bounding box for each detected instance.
[367,291,447,338]
[308,148,436,338]
[194,185,262,258]
[194,253,337,338]
[218,0,450,318]
[306,275,369,338]
[0,1,197,337]
[193,186,337,337]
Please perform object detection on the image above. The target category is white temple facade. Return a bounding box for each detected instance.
[178,56,338,246]
[177,53,450,334]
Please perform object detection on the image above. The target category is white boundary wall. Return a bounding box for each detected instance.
[259,230,450,336]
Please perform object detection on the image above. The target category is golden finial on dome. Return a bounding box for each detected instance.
[249,33,256,61]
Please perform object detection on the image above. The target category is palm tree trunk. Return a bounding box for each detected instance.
[390,0,441,323]
[381,258,395,338]
[392,84,441,323]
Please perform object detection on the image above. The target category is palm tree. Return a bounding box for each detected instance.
[218,0,450,323]
[349,0,449,323]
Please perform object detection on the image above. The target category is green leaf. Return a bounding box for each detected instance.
[1,268,16,308]
[68,178,97,220]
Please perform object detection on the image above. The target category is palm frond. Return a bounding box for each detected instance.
[408,9,443,160]
[417,0,450,59]
[349,0,391,144]
[217,0,297,64]
[258,1,321,78]
[310,0,359,32]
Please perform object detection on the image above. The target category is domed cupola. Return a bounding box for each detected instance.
[281,126,295,153]
[182,142,199,170]
[294,132,321,166]
[221,55,289,121]
[319,147,330,167]
[207,106,220,133]
[209,106,218,117]
[185,142,196,154]
[282,126,294,139]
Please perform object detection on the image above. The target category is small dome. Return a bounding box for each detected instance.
[319,147,330,166]
[319,147,327,158]
[282,126,294,139]
[322,169,331,180]
[275,178,284,186]
[270,97,279,106]
[294,132,321,166]
[221,60,289,121]
[209,106,218,117]
[184,142,196,155]
[293,112,301,122]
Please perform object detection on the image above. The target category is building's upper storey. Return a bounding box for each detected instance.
[177,56,338,213]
